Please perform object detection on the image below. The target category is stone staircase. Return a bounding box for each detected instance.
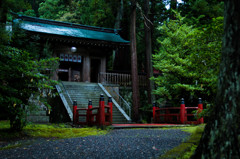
[58,81,129,124]
[27,109,49,123]
[27,100,49,123]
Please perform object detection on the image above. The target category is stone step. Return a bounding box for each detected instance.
[27,116,49,123]
[28,110,47,116]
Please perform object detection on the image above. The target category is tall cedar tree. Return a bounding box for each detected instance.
[191,0,240,158]
[130,0,140,122]
[144,0,155,105]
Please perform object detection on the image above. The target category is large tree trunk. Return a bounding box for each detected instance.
[144,0,155,105]
[130,0,140,122]
[114,0,123,29]
[191,1,240,158]
[113,0,124,70]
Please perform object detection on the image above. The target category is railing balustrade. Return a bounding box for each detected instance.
[104,85,131,118]
[98,72,147,87]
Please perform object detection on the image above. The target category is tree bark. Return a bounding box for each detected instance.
[114,0,123,29]
[191,1,240,158]
[130,0,140,122]
[144,0,155,105]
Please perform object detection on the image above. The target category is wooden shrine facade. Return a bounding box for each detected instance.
[15,14,130,83]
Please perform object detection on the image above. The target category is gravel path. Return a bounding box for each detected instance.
[0,129,190,159]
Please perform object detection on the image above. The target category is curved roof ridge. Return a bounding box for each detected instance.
[16,14,121,34]
[13,13,130,44]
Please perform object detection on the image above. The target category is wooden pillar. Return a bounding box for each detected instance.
[83,56,90,82]
[87,100,93,126]
[198,98,204,124]
[68,67,71,81]
[98,94,105,126]
[100,57,106,73]
[152,103,156,123]
[52,50,58,80]
[108,97,113,125]
[99,57,106,83]
[180,98,186,124]
[73,100,78,125]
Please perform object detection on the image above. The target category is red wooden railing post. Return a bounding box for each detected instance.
[152,103,156,123]
[180,98,186,124]
[99,94,105,126]
[198,98,204,124]
[108,97,113,124]
[87,100,93,126]
[73,100,77,124]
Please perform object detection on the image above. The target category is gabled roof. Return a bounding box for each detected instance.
[14,15,129,45]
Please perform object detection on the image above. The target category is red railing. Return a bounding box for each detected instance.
[153,98,204,124]
[73,95,113,126]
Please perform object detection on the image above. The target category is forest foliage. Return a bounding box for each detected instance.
[152,13,223,106]
[0,18,58,131]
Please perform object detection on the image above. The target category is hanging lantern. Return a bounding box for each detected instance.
[71,47,77,53]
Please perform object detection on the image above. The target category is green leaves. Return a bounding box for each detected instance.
[153,14,223,105]
[0,45,58,131]
[37,0,117,28]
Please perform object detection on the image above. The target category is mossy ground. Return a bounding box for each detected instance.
[159,124,205,159]
[0,120,107,150]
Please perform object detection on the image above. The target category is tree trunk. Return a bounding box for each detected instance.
[113,0,124,70]
[130,0,140,122]
[191,1,240,158]
[114,0,123,29]
[144,0,155,105]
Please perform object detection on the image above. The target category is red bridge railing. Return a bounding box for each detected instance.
[153,98,204,124]
[73,94,113,126]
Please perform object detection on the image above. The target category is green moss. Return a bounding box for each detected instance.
[161,143,194,159]
[159,125,205,159]
[0,120,108,150]
[1,143,22,150]
[24,125,107,139]
[0,120,11,129]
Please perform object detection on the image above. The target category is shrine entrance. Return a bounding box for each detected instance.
[90,59,101,83]
[58,57,83,82]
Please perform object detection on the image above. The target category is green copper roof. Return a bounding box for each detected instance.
[15,15,129,44]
